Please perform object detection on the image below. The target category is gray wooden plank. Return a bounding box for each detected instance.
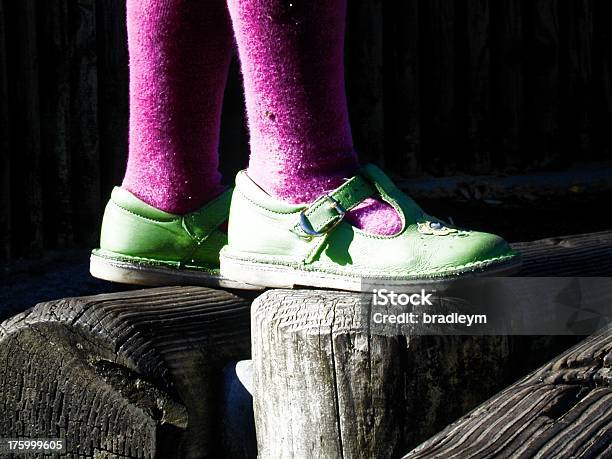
[403,325,611,458]
[513,230,612,276]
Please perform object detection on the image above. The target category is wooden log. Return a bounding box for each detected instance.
[0,286,254,458]
[251,230,612,457]
[510,230,612,379]
[403,325,611,458]
[251,290,510,458]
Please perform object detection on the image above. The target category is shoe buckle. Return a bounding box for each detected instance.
[299,195,346,237]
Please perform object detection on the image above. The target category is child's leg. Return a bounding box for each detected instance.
[227,0,401,235]
[123,0,233,214]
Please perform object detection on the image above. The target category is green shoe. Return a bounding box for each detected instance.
[220,164,521,291]
[90,187,261,289]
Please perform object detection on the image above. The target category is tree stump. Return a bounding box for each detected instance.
[403,325,612,458]
[0,286,254,458]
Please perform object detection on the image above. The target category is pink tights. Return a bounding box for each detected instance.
[123,0,401,235]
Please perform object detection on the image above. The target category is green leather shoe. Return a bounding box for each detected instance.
[220,164,521,291]
[90,187,261,289]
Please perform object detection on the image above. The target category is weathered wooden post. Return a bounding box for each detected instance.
[0,286,254,458]
[251,289,510,457]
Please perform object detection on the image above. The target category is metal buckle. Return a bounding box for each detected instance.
[299,195,346,237]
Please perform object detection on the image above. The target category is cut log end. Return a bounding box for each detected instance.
[251,289,512,458]
[0,286,252,458]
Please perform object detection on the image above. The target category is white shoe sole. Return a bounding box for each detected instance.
[90,253,264,290]
[220,254,523,292]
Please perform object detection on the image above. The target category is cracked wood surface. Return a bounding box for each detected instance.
[252,291,610,459]
[403,325,611,458]
[0,286,253,458]
[251,290,512,458]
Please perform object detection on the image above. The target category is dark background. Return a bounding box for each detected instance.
[2,0,612,263]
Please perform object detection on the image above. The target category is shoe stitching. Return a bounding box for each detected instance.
[223,252,519,279]
[111,200,181,223]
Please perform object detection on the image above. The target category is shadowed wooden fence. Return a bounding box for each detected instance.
[1,0,612,261]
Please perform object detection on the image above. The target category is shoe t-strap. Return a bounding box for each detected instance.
[182,188,232,243]
[292,175,375,238]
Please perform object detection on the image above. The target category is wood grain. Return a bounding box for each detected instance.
[251,290,408,458]
[0,286,253,458]
[512,230,612,276]
[403,325,611,458]
[252,289,512,457]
